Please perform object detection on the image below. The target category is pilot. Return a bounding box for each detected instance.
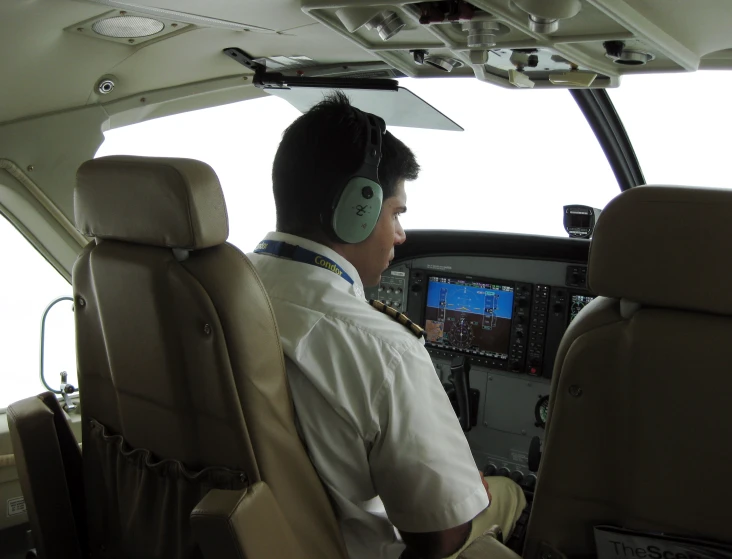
[248,92,526,559]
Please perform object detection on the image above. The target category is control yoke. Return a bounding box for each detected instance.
[450,355,472,432]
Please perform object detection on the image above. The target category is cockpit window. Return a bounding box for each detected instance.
[97,97,301,252]
[609,71,732,189]
[0,215,74,409]
[97,77,620,245]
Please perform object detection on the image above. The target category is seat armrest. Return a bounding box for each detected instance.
[191,481,307,559]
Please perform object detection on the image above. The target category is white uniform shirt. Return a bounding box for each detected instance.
[248,232,488,559]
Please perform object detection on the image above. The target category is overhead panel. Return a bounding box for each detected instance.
[300,0,706,90]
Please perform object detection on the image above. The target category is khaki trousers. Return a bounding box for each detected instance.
[445,477,527,559]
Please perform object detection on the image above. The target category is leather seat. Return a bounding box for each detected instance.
[524,185,732,558]
[7,392,87,559]
[72,155,347,558]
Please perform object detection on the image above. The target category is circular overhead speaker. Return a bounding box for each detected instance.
[92,16,165,38]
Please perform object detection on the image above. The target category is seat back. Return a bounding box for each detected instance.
[7,392,87,559]
[525,185,732,558]
[73,156,346,558]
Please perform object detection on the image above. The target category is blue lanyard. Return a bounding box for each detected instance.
[254,240,355,286]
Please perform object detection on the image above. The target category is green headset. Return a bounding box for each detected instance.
[321,108,386,244]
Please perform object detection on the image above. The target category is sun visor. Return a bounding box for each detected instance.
[264,86,463,132]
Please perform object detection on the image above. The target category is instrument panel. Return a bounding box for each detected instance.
[365,250,595,489]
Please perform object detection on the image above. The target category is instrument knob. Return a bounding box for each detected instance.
[509,470,524,484]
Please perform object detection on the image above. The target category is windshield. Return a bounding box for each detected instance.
[610,71,732,188]
[392,78,618,236]
[96,77,620,249]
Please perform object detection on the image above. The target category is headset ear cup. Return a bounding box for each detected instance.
[332,179,383,243]
[323,107,385,243]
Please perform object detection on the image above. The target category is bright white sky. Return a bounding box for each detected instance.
[3,71,731,408]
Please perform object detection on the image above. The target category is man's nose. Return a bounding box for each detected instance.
[395,225,406,246]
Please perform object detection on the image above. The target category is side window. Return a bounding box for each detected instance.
[0,215,76,409]
[96,96,302,253]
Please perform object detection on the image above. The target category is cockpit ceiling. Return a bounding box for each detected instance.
[3,0,732,125]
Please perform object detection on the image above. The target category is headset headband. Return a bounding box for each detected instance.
[356,109,385,184]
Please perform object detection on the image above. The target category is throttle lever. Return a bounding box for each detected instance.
[450,355,472,432]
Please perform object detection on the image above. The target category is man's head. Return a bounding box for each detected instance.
[272,91,419,287]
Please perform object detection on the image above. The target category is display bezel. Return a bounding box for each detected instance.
[422,272,517,361]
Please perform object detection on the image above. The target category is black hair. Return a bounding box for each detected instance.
[272,90,419,237]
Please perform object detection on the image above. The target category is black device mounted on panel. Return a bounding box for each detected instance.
[563,205,602,239]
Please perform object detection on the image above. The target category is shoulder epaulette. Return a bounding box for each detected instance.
[369,299,425,338]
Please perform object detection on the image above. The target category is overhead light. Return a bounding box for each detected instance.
[92,16,164,38]
[462,19,508,48]
[603,41,655,66]
[424,56,463,72]
[613,50,654,66]
[528,16,558,34]
[510,0,581,35]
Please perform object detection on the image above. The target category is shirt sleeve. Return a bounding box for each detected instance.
[368,343,489,533]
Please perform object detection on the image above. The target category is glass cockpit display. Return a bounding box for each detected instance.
[569,294,595,324]
[424,276,514,360]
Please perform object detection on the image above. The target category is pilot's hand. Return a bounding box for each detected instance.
[479,471,492,503]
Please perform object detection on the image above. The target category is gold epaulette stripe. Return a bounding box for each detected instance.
[368,299,425,338]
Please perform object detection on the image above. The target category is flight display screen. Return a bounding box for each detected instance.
[569,294,595,324]
[424,276,514,360]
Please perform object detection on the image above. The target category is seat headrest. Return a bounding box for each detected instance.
[75,155,228,249]
[589,185,732,315]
